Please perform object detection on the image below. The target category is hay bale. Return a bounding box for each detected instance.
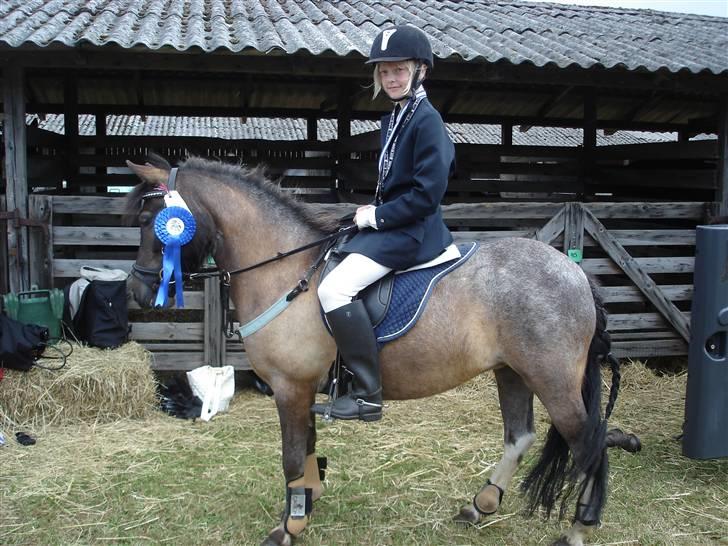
[0,341,158,431]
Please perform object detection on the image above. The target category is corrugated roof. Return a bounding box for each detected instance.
[28,113,689,147]
[1,1,727,76]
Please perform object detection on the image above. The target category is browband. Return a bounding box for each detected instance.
[140,167,178,201]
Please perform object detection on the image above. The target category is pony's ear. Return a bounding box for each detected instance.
[126,160,168,186]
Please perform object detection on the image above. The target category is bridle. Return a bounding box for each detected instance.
[130,167,355,335]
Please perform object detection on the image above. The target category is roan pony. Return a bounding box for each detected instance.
[126,156,622,546]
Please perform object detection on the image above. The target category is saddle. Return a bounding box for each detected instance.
[319,236,477,337]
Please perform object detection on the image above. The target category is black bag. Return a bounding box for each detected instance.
[0,314,49,371]
[72,280,129,348]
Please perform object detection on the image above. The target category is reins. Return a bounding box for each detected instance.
[193,225,355,338]
[188,225,356,281]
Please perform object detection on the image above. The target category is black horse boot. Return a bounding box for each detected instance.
[311,300,383,422]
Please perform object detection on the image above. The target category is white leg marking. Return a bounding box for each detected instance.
[489,432,536,489]
[561,520,594,546]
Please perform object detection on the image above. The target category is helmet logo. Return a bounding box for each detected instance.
[381,29,397,51]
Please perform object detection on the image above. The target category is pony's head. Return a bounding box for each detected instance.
[125,156,217,308]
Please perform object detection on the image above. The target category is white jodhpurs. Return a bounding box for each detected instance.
[318,253,393,313]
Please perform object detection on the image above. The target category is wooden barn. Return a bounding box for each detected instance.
[1,0,727,370]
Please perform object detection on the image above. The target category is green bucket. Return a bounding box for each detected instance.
[3,285,64,340]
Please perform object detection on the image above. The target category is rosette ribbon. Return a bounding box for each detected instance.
[154,205,196,308]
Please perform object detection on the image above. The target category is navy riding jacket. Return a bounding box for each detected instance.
[341,97,455,269]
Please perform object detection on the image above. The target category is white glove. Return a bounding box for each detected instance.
[354,205,378,230]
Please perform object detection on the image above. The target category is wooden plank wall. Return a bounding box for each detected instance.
[29,194,709,366]
[27,133,338,200]
[337,138,719,203]
[28,132,719,204]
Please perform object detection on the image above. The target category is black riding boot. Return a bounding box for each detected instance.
[311,300,383,422]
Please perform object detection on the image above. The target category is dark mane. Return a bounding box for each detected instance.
[179,157,339,233]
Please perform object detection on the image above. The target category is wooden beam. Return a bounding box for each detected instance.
[63,76,79,189]
[582,206,691,341]
[28,195,52,288]
[595,140,717,161]
[21,101,714,132]
[95,113,107,192]
[501,124,512,147]
[9,50,728,94]
[337,82,352,140]
[307,116,317,141]
[336,82,352,194]
[0,196,4,293]
[203,276,224,366]
[2,64,30,291]
[582,89,596,197]
[535,204,565,245]
[717,94,728,216]
[564,202,584,262]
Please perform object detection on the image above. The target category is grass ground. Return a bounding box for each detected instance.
[1,361,727,545]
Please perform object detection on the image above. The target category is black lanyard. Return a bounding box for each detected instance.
[375,92,426,204]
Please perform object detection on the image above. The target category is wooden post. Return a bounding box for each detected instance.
[307,116,317,141]
[535,204,566,245]
[0,195,6,293]
[335,83,352,197]
[564,202,584,262]
[28,195,53,289]
[717,95,728,217]
[64,76,79,191]
[3,65,30,292]
[95,113,107,193]
[582,89,596,200]
[501,123,513,147]
[203,276,224,366]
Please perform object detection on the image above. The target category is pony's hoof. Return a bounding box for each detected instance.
[452,505,480,525]
[261,527,292,546]
[606,428,642,453]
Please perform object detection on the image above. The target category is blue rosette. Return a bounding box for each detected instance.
[154,206,196,308]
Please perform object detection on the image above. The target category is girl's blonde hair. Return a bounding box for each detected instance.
[372,60,419,99]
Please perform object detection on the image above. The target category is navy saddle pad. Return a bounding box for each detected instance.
[321,241,478,345]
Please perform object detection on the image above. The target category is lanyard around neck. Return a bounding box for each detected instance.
[375,87,427,203]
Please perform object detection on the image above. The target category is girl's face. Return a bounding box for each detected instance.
[378,61,412,100]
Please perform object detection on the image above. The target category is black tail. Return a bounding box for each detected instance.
[521,279,619,524]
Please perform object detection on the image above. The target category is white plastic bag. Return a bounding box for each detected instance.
[186,365,235,421]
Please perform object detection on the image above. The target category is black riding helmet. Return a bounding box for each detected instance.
[367,26,433,99]
[366,25,434,68]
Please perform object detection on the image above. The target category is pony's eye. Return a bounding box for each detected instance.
[139,211,154,226]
